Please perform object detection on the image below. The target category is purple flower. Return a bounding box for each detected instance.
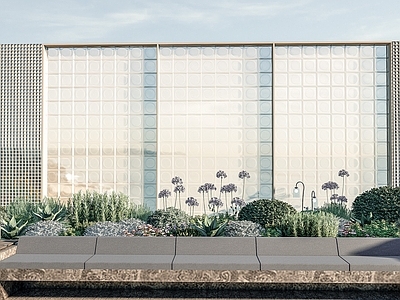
[158,189,171,198]
[216,170,227,179]
[238,170,250,179]
[221,183,237,193]
[231,197,246,207]
[338,196,348,203]
[204,183,217,191]
[173,184,185,193]
[228,183,237,193]
[330,194,338,201]
[197,185,207,193]
[185,197,199,207]
[321,181,339,191]
[171,176,183,185]
[209,197,223,207]
[338,169,350,177]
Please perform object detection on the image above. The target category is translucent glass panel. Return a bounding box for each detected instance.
[158,46,273,212]
[44,47,156,206]
[0,44,42,205]
[391,41,400,186]
[274,45,389,209]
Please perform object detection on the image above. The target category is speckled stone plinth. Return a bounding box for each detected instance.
[1,268,400,284]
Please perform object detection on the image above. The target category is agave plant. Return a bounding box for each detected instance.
[33,198,67,222]
[190,215,228,237]
[1,216,28,239]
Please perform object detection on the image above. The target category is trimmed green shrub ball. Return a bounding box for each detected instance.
[147,207,191,228]
[238,199,296,227]
[352,186,400,223]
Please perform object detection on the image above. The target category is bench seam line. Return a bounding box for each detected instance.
[336,238,350,271]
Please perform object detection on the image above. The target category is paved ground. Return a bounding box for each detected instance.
[7,288,400,300]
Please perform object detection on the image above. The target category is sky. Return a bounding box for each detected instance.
[0,0,400,44]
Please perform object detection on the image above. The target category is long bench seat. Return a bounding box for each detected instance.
[0,236,400,299]
[1,236,400,271]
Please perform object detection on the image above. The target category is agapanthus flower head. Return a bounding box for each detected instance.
[238,170,250,179]
[197,185,207,193]
[330,193,338,201]
[337,195,348,203]
[158,189,171,198]
[216,170,227,179]
[321,181,339,191]
[171,176,183,185]
[338,169,350,177]
[220,184,231,193]
[204,183,217,191]
[231,197,246,207]
[209,197,223,207]
[173,184,185,193]
[185,197,199,206]
[228,183,238,193]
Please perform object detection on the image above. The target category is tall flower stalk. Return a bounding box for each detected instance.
[185,197,199,216]
[338,169,350,196]
[209,197,223,213]
[171,176,184,209]
[216,170,227,200]
[231,197,246,219]
[197,185,207,215]
[322,181,339,203]
[238,170,250,201]
[158,189,171,211]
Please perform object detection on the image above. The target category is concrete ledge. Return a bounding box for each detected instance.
[1,268,400,284]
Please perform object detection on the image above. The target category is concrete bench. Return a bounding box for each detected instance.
[0,236,96,269]
[337,237,400,271]
[85,236,175,270]
[172,237,259,270]
[0,236,400,299]
[257,237,349,271]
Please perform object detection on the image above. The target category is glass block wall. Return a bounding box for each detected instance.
[44,46,157,207]
[391,41,400,187]
[0,44,42,205]
[273,45,389,209]
[158,46,273,212]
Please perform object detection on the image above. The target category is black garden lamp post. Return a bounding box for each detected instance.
[293,181,305,212]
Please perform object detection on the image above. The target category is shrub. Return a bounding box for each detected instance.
[67,190,131,234]
[352,186,400,223]
[278,211,339,237]
[24,220,67,236]
[238,199,296,227]
[223,220,263,237]
[347,220,400,238]
[319,202,352,220]
[127,204,153,222]
[147,207,191,228]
